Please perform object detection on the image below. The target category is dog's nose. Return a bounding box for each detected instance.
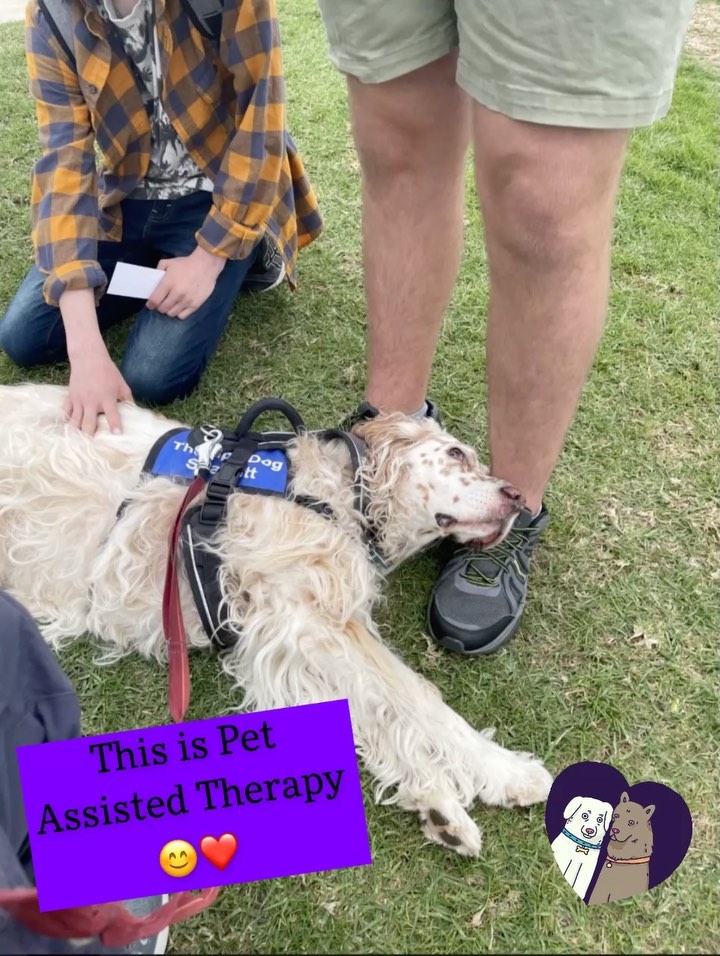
[611,828,619,836]
[500,484,525,506]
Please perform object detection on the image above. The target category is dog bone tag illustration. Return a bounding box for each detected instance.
[200,833,238,870]
[545,761,692,904]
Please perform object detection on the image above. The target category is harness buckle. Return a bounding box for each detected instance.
[193,427,223,477]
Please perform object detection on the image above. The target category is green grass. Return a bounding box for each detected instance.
[1,4,718,953]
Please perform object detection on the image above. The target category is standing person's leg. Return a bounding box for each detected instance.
[427,0,696,654]
[317,1,470,415]
[477,118,627,515]
[119,192,261,404]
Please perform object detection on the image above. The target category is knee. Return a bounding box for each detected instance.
[354,115,433,181]
[121,355,201,406]
[479,136,624,273]
[485,171,603,273]
[0,308,39,368]
[0,284,58,369]
[350,83,469,183]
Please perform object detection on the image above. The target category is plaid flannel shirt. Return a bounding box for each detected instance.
[25,0,323,306]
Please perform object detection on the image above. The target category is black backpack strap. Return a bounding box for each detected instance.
[37,0,78,68]
[180,0,223,43]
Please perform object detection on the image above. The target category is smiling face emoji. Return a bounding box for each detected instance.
[159,840,197,877]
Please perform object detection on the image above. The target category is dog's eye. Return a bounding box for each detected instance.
[613,813,619,819]
[447,446,467,463]
[628,820,635,826]
[597,816,603,823]
[581,812,589,820]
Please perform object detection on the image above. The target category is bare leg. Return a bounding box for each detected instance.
[347,53,470,413]
[473,105,629,512]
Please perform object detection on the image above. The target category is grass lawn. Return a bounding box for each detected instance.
[0,2,718,953]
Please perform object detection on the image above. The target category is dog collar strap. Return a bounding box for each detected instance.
[310,427,388,568]
[561,828,603,850]
[606,854,652,865]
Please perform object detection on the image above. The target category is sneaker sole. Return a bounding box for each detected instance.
[245,260,286,295]
[426,591,527,657]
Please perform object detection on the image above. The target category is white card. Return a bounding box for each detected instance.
[106,262,165,299]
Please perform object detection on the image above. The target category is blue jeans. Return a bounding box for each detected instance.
[0,192,260,404]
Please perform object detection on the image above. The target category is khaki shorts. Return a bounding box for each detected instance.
[316,0,696,128]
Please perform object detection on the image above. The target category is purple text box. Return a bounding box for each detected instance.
[17,700,371,911]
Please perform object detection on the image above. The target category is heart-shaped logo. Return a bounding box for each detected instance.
[545,762,692,905]
[200,833,238,871]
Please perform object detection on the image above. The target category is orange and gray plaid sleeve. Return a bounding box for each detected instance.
[26,4,105,308]
[195,0,311,261]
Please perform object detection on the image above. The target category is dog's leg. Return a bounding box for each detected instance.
[467,726,556,810]
[221,608,551,857]
[415,798,484,857]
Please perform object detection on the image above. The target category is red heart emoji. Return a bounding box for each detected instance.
[200,833,238,871]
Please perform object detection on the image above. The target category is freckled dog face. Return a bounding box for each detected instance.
[403,434,523,539]
[563,797,614,842]
[354,415,527,548]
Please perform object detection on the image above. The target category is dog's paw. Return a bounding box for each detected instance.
[499,752,553,808]
[418,804,483,858]
[476,747,553,809]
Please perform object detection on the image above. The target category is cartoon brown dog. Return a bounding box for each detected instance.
[589,791,655,904]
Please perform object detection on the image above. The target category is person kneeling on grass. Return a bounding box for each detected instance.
[0,0,322,435]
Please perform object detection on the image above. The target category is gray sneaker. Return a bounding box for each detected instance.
[243,237,286,294]
[340,399,441,431]
[427,505,549,655]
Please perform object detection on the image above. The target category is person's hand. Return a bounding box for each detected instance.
[65,343,133,436]
[147,246,226,319]
[59,287,133,436]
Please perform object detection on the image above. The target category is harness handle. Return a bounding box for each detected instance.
[233,398,307,438]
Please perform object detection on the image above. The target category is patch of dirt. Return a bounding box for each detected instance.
[684,2,720,68]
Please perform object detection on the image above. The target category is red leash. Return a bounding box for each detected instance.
[162,476,207,723]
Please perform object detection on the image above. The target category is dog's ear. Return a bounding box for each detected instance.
[644,804,656,820]
[351,413,431,449]
[352,412,419,448]
[620,791,629,804]
[563,798,582,820]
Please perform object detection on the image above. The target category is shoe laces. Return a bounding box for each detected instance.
[461,521,538,585]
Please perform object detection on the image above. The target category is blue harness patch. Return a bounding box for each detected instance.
[149,429,227,479]
[147,429,288,495]
[236,450,288,494]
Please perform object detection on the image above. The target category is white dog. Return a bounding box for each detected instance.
[0,383,553,857]
[551,796,614,898]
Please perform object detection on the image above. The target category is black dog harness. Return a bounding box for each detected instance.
[136,399,375,652]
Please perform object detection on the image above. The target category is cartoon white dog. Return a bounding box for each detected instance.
[551,796,614,899]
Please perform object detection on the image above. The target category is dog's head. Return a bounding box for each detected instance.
[609,792,655,850]
[353,414,525,564]
[562,796,614,843]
